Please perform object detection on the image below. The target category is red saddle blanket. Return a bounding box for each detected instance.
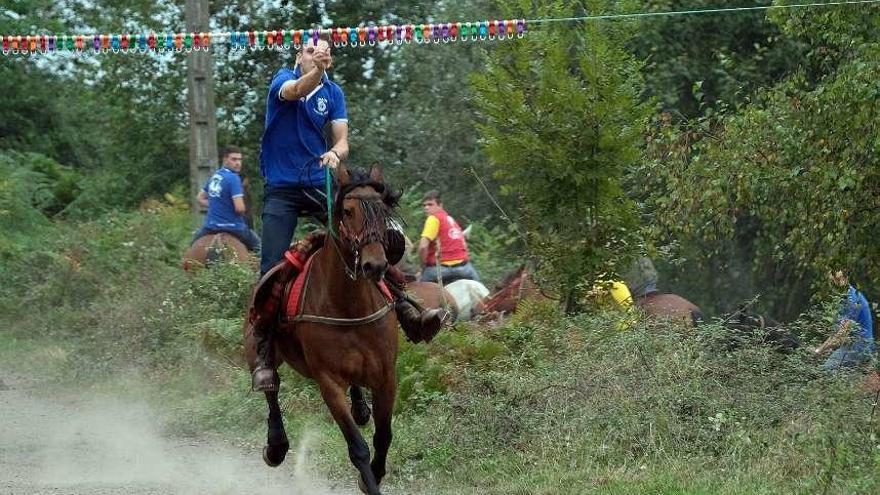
[282,250,318,322]
[249,247,394,326]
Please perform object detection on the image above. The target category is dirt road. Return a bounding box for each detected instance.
[0,373,355,495]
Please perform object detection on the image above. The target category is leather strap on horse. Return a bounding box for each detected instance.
[283,247,395,327]
[292,304,394,326]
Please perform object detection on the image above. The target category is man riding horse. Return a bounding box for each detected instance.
[418,190,480,285]
[250,36,447,392]
[191,146,261,252]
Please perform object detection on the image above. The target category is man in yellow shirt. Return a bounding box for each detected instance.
[418,190,480,284]
[584,279,636,331]
[587,280,633,310]
[608,281,633,308]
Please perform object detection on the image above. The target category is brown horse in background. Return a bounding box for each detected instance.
[243,165,402,495]
[182,233,254,270]
[634,292,703,326]
[407,281,459,323]
[476,265,547,319]
[473,264,705,327]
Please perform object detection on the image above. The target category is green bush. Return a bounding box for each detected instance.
[388,311,880,494]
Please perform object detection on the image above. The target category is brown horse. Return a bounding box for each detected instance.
[476,265,546,318]
[406,281,459,322]
[182,233,254,270]
[243,165,402,495]
[634,292,703,326]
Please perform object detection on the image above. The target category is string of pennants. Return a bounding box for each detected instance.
[1,19,527,55]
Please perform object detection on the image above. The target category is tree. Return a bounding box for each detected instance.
[630,0,804,119]
[632,3,880,319]
[472,0,651,311]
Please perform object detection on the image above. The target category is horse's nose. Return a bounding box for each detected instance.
[361,260,388,280]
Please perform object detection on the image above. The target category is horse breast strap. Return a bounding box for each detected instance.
[283,248,394,327]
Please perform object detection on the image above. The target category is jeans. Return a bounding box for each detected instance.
[420,262,480,285]
[260,185,328,274]
[192,227,261,253]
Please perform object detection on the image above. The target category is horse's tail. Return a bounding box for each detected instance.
[205,244,223,265]
[691,309,705,326]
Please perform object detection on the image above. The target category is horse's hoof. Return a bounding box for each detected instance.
[252,368,278,392]
[352,402,372,427]
[262,445,288,467]
[358,474,382,494]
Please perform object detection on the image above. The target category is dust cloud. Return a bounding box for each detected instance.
[1,375,356,495]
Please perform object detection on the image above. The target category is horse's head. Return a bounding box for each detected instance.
[479,265,532,316]
[494,265,527,293]
[335,164,400,282]
[727,303,768,332]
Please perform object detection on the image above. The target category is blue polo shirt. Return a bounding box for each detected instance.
[202,167,247,233]
[260,67,348,188]
[840,285,875,355]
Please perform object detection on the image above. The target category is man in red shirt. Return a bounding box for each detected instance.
[419,190,480,284]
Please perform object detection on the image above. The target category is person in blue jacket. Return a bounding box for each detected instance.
[816,270,875,371]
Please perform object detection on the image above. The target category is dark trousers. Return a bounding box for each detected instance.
[260,185,328,274]
[420,261,480,285]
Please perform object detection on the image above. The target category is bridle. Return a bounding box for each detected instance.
[330,188,389,281]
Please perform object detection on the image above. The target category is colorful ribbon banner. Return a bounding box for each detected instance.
[1,19,527,55]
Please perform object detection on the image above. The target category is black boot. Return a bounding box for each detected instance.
[396,299,448,343]
[384,265,449,343]
[251,318,278,392]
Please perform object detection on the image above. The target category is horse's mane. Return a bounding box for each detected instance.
[336,167,401,210]
[495,264,527,292]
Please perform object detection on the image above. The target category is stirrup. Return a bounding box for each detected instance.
[251,366,278,392]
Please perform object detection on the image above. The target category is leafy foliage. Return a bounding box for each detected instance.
[631,0,805,118]
[472,0,650,309]
[636,41,880,318]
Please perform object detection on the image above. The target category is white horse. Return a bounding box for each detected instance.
[444,279,489,321]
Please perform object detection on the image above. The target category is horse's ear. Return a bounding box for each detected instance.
[336,164,351,187]
[369,164,384,183]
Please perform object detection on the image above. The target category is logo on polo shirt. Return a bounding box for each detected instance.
[208,175,223,197]
[316,97,328,116]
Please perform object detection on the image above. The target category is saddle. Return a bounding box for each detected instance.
[249,232,325,326]
[249,231,394,328]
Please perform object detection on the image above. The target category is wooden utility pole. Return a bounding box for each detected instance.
[185,0,217,215]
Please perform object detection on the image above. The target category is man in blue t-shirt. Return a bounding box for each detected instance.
[192,146,260,252]
[259,37,348,275]
[816,270,876,371]
[249,38,447,392]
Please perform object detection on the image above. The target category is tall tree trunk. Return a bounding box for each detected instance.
[186,0,217,217]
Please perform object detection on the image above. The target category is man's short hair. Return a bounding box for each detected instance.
[220,146,242,159]
[423,190,441,203]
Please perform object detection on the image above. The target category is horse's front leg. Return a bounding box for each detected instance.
[317,376,381,495]
[262,387,290,467]
[350,386,372,426]
[369,381,396,487]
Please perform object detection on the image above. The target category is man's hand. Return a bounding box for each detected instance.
[418,237,431,265]
[320,149,341,169]
[313,49,332,71]
[815,320,851,356]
